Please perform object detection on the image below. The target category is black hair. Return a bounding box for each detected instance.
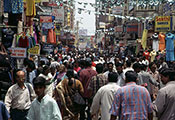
[149,62,155,68]
[42,65,50,74]
[125,71,138,82]
[107,62,113,66]
[115,62,123,68]
[33,76,46,87]
[132,62,140,69]
[27,60,36,70]
[159,68,175,81]
[126,60,132,67]
[66,69,74,78]
[108,72,118,82]
[96,63,103,74]
[85,58,92,67]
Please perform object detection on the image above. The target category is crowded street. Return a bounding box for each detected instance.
[1,0,175,120]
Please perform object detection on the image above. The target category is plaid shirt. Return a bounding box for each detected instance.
[88,73,108,97]
[110,82,153,120]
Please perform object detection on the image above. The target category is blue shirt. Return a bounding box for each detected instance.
[166,33,175,61]
[27,94,62,120]
[0,101,10,120]
[110,82,153,120]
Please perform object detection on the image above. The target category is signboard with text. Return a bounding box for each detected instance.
[28,45,40,55]
[40,16,52,23]
[155,16,171,32]
[8,48,27,58]
[52,8,64,24]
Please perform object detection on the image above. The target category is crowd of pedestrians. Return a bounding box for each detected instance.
[0,49,175,120]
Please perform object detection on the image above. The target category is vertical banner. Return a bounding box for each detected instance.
[141,29,148,50]
[155,16,171,32]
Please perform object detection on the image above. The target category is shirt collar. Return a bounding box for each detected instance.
[126,82,136,86]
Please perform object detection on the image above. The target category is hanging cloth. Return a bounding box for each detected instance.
[141,29,148,50]
[4,0,23,13]
[159,33,166,51]
[18,36,29,48]
[47,29,56,44]
[152,33,159,52]
[26,0,36,16]
[150,50,157,62]
[165,33,175,61]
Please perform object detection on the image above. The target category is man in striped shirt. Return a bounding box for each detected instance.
[110,71,153,120]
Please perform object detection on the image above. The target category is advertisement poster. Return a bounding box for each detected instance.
[155,16,171,32]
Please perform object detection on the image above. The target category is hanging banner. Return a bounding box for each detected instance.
[28,45,40,55]
[155,16,171,32]
[126,23,138,33]
[8,48,27,58]
[141,29,148,50]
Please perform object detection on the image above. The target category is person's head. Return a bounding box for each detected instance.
[108,72,118,82]
[42,65,50,75]
[33,76,46,99]
[85,57,92,67]
[15,70,25,85]
[96,63,103,74]
[149,62,157,73]
[66,69,75,86]
[160,57,165,63]
[107,62,114,72]
[126,60,132,68]
[159,68,175,84]
[125,71,138,83]
[115,62,123,74]
[59,64,66,73]
[26,60,36,72]
[132,62,141,73]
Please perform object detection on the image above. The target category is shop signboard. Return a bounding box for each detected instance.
[23,0,41,3]
[112,6,123,15]
[42,44,54,53]
[8,48,26,58]
[155,16,171,32]
[37,6,52,16]
[126,23,138,33]
[40,16,52,23]
[52,7,64,24]
[28,45,40,55]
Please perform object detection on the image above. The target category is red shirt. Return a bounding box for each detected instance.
[79,67,97,98]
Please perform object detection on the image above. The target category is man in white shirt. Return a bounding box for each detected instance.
[27,76,62,120]
[90,72,120,120]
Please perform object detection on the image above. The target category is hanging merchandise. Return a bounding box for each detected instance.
[26,0,36,16]
[2,28,15,49]
[141,29,148,50]
[159,32,166,51]
[152,33,159,52]
[47,29,56,44]
[150,50,157,62]
[4,0,23,13]
[165,32,175,61]
[143,50,150,60]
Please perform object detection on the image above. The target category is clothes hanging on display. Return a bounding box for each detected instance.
[26,0,36,16]
[2,28,15,49]
[4,0,23,13]
[165,33,175,61]
[143,50,150,60]
[159,33,166,51]
[152,33,159,52]
[17,21,23,34]
[47,29,56,44]
[150,50,157,62]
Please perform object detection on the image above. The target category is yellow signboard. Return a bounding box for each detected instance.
[155,16,171,32]
[28,45,40,55]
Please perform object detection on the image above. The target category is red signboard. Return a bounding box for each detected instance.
[40,16,52,23]
[126,23,138,33]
